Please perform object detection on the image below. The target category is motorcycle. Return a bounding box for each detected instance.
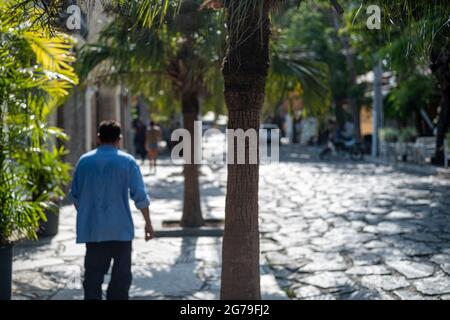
[319,136,365,161]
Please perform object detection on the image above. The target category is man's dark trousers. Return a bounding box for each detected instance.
[83,241,132,300]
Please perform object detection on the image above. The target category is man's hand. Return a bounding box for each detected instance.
[140,207,154,241]
[145,222,155,241]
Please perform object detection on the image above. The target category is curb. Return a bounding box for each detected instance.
[154,227,224,238]
[366,156,450,178]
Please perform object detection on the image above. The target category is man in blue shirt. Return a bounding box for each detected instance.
[69,120,154,300]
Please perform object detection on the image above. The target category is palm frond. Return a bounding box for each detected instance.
[270,47,330,113]
[17,30,78,98]
[23,31,78,82]
[360,0,450,59]
[76,44,112,81]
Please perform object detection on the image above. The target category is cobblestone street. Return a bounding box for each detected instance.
[12,143,450,300]
[260,147,450,299]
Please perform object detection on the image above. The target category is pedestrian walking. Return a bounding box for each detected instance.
[133,119,147,163]
[68,120,154,300]
[146,121,163,174]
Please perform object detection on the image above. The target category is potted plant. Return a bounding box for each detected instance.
[398,127,417,161]
[0,104,72,301]
[0,161,44,300]
[28,145,71,237]
[0,107,71,301]
[0,243,13,300]
[0,0,77,299]
[399,127,417,143]
[13,107,72,237]
[380,127,399,143]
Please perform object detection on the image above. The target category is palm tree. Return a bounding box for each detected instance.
[79,0,329,299]
[165,1,220,227]
[199,0,330,299]
[77,0,228,227]
[218,1,271,299]
[24,0,329,299]
[79,1,328,234]
[373,0,450,163]
[26,0,450,300]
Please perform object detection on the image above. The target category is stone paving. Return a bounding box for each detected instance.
[11,153,285,300]
[12,141,450,300]
[259,146,450,300]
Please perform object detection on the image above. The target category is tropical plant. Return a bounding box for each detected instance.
[386,73,434,127]
[371,0,450,163]
[27,0,450,299]
[14,112,72,204]
[128,0,327,299]
[268,44,330,118]
[77,0,225,227]
[0,0,77,245]
[205,0,334,299]
[77,0,329,232]
[214,0,287,299]
[272,2,351,125]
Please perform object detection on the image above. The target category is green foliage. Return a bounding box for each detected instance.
[78,0,329,121]
[13,97,72,203]
[77,0,225,118]
[0,167,46,244]
[369,0,450,62]
[398,127,417,143]
[0,0,76,245]
[375,1,449,88]
[269,47,330,116]
[379,127,399,143]
[24,145,71,202]
[344,0,448,130]
[386,73,433,123]
[272,2,347,116]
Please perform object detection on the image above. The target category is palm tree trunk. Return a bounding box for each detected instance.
[331,10,361,140]
[220,1,270,300]
[181,92,204,227]
[431,47,450,164]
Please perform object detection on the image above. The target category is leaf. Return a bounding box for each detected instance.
[22,31,78,88]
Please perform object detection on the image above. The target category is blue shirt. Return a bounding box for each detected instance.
[68,145,150,243]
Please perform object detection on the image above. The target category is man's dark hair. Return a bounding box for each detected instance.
[98,120,121,143]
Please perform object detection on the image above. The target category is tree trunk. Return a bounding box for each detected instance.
[220,1,270,300]
[331,10,361,140]
[431,47,450,165]
[0,97,4,246]
[334,100,345,129]
[434,85,450,164]
[181,92,204,227]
